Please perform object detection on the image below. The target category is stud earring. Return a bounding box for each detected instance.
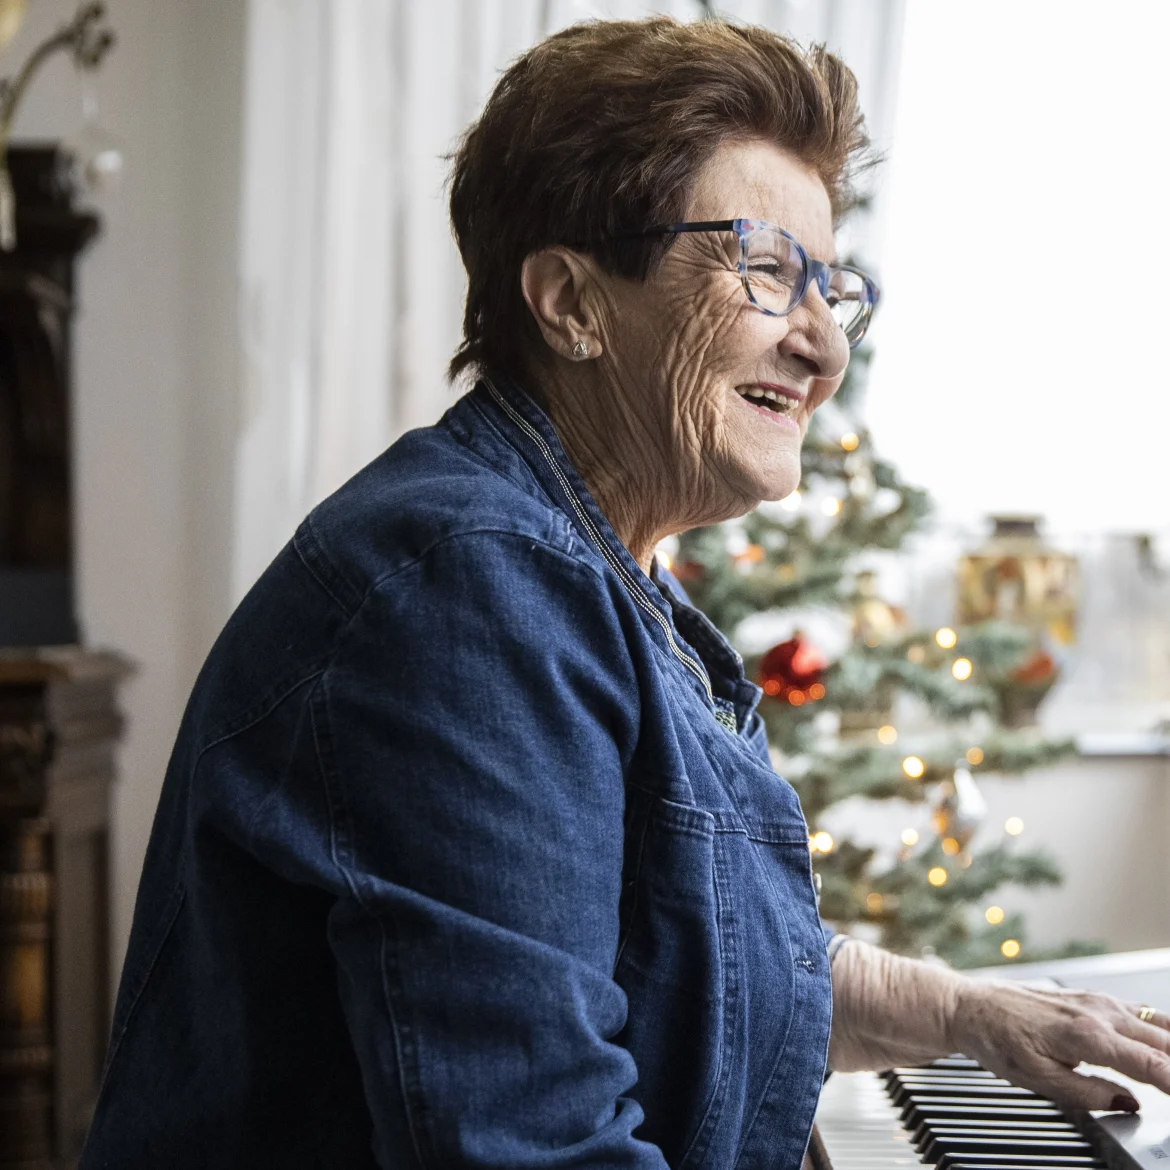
[571,340,589,360]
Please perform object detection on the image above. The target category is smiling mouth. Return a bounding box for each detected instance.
[736,385,802,416]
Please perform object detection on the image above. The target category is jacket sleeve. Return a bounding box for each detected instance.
[314,529,667,1169]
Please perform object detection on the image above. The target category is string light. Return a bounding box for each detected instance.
[935,627,958,649]
[840,432,860,451]
[902,755,925,779]
[907,645,926,664]
[966,746,984,766]
[822,497,842,517]
[734,543,765,564]
[779,491,802,512]
[941,837,960,856]
[957,852,973,869]
[788,690,806,706]
[808,683,826,700]
[812,831,834,853]
[1005,816,1024,836]
[877,725,898,745]
[1001,939,1021,959]
[866,892,883,912]
[763,679,781,696]
[928,866,948,887]
[900,827,919,846]
[984,905,1005,925]
[952,657,973,681]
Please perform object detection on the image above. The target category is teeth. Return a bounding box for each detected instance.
[740,387,798,413]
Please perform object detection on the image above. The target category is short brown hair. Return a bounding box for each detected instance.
[447,17,869,383]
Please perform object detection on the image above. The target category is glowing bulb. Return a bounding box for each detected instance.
[779,491,802,512]
[928,866,948,887]
[808,683,826,700]
[841,432,860,451]
[902,755,925,779]
[1001,939,1021,959]
[952,657,973,681]
[966,746,984,766]
[865,892,883,912]
[1005,816,1024,836]
[813,831,834,853]
[906,645,926,664]
[822,497,842,517]
[941,837,960,856]
[900,827,919,847]
[985,905,1005,925]
[788,689,806,706]
[877,725,898,745]
[935,627,958,649]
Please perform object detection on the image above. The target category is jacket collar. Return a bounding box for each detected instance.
[474,371,761,732]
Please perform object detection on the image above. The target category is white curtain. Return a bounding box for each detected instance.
[232,0,905,599]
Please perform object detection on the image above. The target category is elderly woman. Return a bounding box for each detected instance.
[82,17,1169,1170]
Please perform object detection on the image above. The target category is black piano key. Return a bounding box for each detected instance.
[891,1081,1041,1106]
[894,1077,1016,1093]
[912,1121,1076,1151]
[942,1163,1102,1169]
[892,1074,1015,1088]
[899,1095,1059,1124]
[907,1108,1068,1136]
[886,1066,1001,1081]
[924,1133,1096,1161]
[938,1159,1101,1169]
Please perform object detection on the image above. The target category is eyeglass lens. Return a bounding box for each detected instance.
[742,226,869,344]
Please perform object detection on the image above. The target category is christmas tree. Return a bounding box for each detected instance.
[671,352,1099,969]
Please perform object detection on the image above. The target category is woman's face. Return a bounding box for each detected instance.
[591,138,850,526]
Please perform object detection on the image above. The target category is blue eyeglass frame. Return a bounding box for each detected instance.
[626,218,880,348]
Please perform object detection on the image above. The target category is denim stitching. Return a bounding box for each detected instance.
[482,376,715,704]
[309,681,432,1169]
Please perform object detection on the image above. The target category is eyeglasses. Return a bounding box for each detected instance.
[624,218,880,348]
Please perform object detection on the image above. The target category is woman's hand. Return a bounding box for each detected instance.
[949,979,1170,1111]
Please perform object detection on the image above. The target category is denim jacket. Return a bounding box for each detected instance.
[81,374,833,1170]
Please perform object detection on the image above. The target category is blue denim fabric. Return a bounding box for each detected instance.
[80,374,833,1170]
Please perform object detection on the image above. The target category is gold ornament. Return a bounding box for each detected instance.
[957,516,1079,645]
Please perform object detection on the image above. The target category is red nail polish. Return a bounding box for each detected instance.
[1110,1093,1140,1113]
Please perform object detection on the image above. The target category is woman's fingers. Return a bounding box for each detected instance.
[1090,1030,1170,1096]
[1017,1062,1138,1112]
[1122,1003,1170,1034]
[1116,1014,1170,1057]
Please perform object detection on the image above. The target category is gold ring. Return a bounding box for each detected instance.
[1138,1005,1157,1022]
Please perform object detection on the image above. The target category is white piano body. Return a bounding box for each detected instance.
[809,947,1170,1169]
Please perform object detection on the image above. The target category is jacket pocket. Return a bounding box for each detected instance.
[615,788,727,1167]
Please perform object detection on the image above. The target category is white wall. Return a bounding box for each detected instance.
[8,0,247,982]
[866,0,1170,536]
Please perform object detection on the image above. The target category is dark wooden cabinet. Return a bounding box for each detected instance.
[0,145,98,648]
[0,147,123,1169]
[0,650,126,1169]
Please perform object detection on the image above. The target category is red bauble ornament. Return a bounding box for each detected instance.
[759,633,828,706]
[1009,648,1057,686]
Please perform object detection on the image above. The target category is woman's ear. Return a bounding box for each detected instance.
[520,248,604,361]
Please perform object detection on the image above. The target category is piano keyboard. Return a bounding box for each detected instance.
[810,1056,1170,1168]
[806,948,1170,1170]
